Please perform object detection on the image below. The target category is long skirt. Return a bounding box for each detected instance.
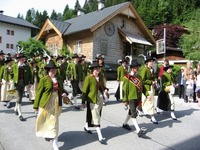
[142,85,155,115]
[29,76,38,100]
[35,92,62,139]
[86,91,104,127]
[1,80,16,102]
[157,91,175,111]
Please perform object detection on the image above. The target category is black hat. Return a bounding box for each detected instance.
[96,54,105,60]
[145,56,155,63]
[56,55,63,61]
[0,50,4,55]
[16,53,26,59]
[4,56,13,63]
[129,60,140,68]
[164,65,174,71]
[89,61,102,69]
[44,60,58,69]
[72,53,79,59]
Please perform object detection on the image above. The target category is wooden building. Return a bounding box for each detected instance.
[36,1,156,64]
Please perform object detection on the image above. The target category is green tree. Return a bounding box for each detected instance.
[50,9,58,20]
[179,9,200,60]
[17,38,46,58]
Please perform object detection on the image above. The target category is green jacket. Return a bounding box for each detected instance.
[0,65,13,82]
[82,74,106,104]
[33,75,66,109]
[12,63,32,85]
[66,62,82,80]
[123,74,142,101]
[117,65,127,81]
[139,66,155,96]
[161,72,174,92]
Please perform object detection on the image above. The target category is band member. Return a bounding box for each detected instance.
[115,59,127,101]
[82,61,108,144]
[0,50,5,100]
[139,56,158,124]
[96,54,108,105]
[29,59,39,101]
[66,53,81,109]
[122,60,146,137]
[12,53,32,121]
[0,55,14,108]
[34,60,68,150]
[157,65,177,120]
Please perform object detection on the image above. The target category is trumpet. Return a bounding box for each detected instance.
[27,58,32,63]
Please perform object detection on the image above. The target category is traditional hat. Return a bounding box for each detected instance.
[164,65,174,71]
[89,61,102,69]
[96,54,105,60]
[56,55,63,61]
[129,60,141,68]
[0,50,5,55]
[4,56,13,63]
[16,53,26,59]
[44,60,58,69]
[145,56,155,63]
[72,53,79,59]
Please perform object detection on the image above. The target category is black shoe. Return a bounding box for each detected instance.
[19,116,26,121]
[137,130,146,137]
[45,138,53,142]
[74,106,81,110]
[98,138,106,145]
[84,127,92,134]
[122,124,131,130]
[151,119,158,124]
[14,111,18,115]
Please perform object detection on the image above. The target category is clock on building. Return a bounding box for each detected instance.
[104,22,115,36]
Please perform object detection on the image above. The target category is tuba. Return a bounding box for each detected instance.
[125,55,132,65]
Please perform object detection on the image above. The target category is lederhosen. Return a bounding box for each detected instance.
[125,74,142,118]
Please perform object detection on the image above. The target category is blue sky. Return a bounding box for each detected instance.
[0,0,85,17]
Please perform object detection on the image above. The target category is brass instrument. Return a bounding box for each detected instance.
[63,96,73,105]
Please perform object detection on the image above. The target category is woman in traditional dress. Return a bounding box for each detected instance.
[29,59,39,101]
[34,60,68,150]
[157,65,177,120]
[0,56,14,108]
[82,61,108,144]
[139,56,158,124]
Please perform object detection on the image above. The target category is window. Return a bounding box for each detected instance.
[6,44,9,48]
[76,40,82,54]
[100,39,108,56]
[7,30,10,35]
[0,36,2,43]
[54,43,58,55]
[11,30,14,35]
[10,44,14,49]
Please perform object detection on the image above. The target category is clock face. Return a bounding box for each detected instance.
[104,22,115,36]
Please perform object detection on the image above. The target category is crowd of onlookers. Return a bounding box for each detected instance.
[176,61,200,106]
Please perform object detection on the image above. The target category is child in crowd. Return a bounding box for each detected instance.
[185,73,195,102]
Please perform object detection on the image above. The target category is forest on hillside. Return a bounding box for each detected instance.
[17,0,200,60]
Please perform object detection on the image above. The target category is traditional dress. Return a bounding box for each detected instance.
[157,71,175,111]
[0,64,15,102]
[34,75,65,139]
[139,65,156,115]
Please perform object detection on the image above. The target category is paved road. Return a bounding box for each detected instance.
[0,81,200,150]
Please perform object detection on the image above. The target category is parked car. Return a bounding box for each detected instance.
[104,64,117,80]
